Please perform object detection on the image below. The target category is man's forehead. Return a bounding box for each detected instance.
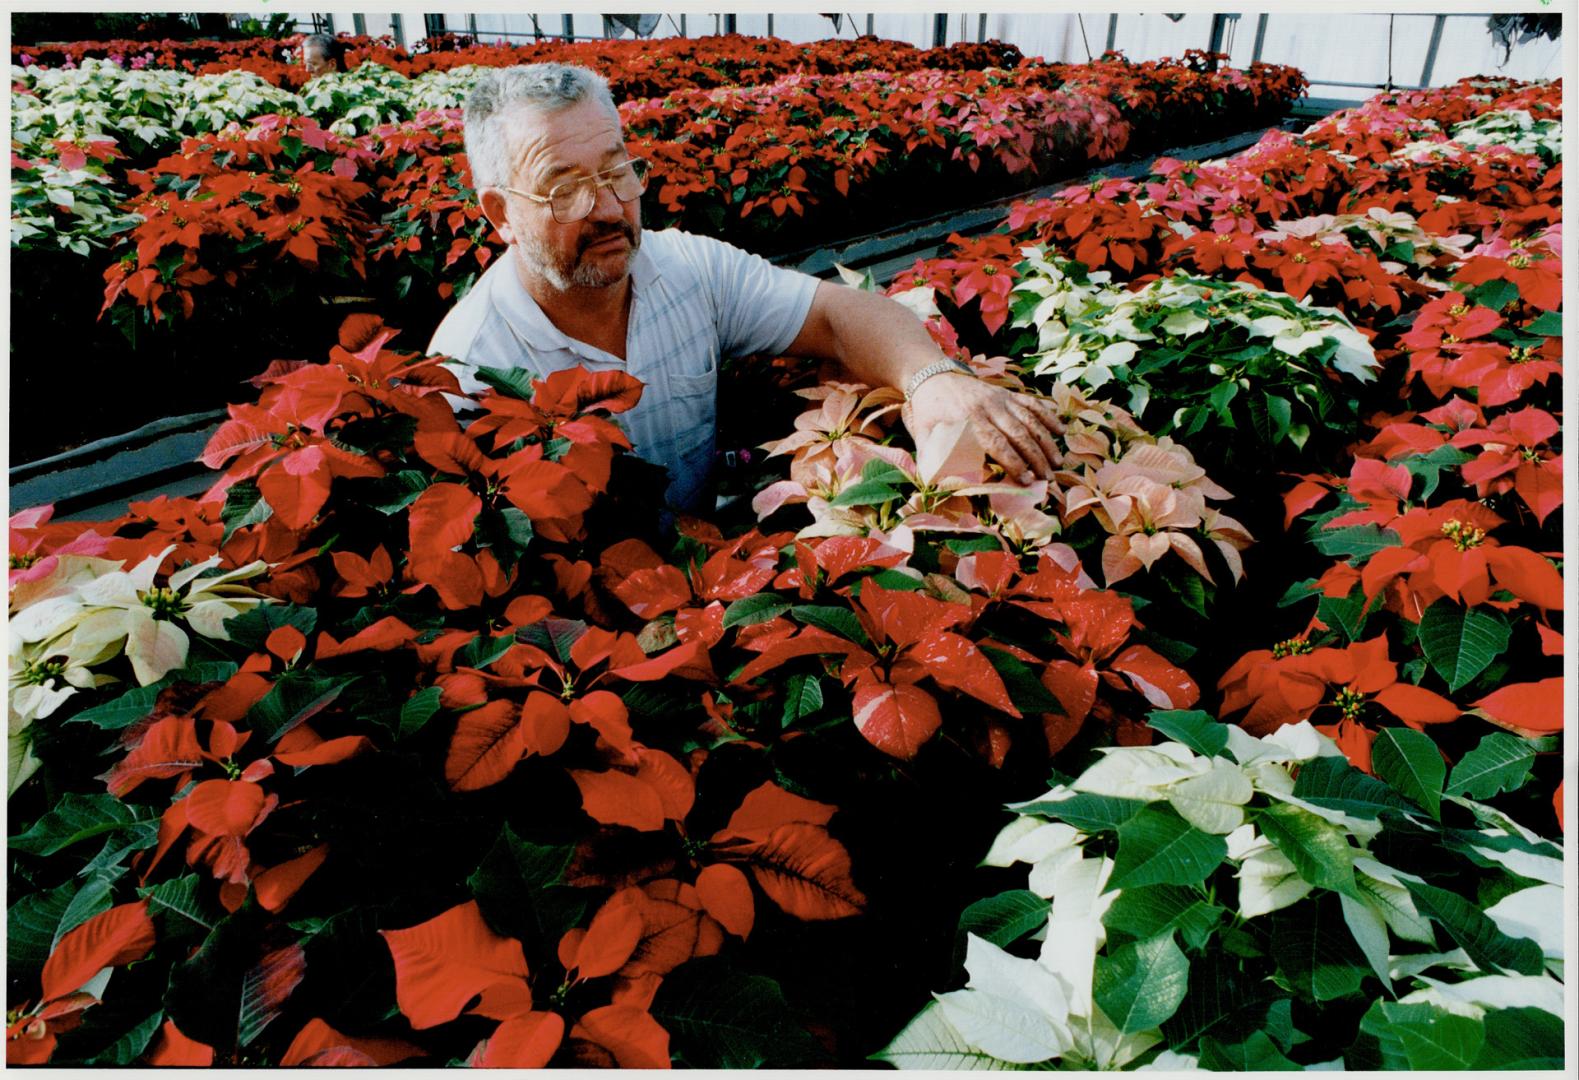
[505,104,624,179]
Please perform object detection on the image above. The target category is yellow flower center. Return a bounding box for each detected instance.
[1292,254,1308,264]
[1447,304,1470,318]
[1509,254,1531,269]
[1440,518,1486,551]
[140,585,187,620]
[1332,686,1366,720]
[9,552,40,570]
[20,657,66,686]
[1271,637,1313,659]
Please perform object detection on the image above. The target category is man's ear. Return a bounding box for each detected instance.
[479,188,515,247]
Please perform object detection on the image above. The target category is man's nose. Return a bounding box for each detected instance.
[585,181,625,223]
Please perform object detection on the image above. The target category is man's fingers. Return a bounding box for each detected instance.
[1009,401,1063,472]
[998,415,1054,480]
[978,425,1032,482]
[1024,395,1068,435]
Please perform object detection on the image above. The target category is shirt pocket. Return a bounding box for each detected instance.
[665,339,718,480]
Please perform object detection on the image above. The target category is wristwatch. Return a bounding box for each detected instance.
[903,358,973,401]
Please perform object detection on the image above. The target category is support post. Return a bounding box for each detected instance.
[1106,13,1118,53]
[562,14,574,42]
[1207,13,1229,67]
[724,14,736,34]
[978,13,986,43]
[1419,14,1447,88]
[679,14,686,36]
[866,14,874,36]
[1251,13,1267,63]
[767,14,773,36]
[389,13,403,47]
[320,13,335,35]
[933,13,948,47]
[352,13,367,36]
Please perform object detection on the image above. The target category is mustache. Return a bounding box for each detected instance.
[580,224,636,251]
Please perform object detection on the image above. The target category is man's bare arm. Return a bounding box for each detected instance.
[782,280,1064,482]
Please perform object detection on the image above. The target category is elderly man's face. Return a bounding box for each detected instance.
[301,45,333,76]
[497,98,641,292]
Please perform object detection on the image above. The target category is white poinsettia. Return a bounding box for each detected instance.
[1226,824,1314,917]
[935,934,1076,1064]
[13,547,271,687]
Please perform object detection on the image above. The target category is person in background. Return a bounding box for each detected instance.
[430,63,1066,515]
[300,33,347,78]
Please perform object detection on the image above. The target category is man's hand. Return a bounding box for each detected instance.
[905,370,1066,483]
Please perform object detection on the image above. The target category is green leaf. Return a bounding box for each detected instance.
[954,890,1050,964]
[1473,1006,1563,1068]
[9,793,151,856]
[651,957,823,1068]
[78,821,159,875]
[868,568,927,592]
[398,686,444,740]
[1371,727,1445,819]
[1146,709,1229,759]
[1403,879,1545,975]
[1257,802,1359,897]
[1317,588,1372,644]
[84,1011,164,1066]
[789,604,870,648]
[1445,732,1538,799]
[221,480,271,542]
[1198,1030,1300,1070]
[722,593,791,630]
[1093,930,1189,1034]
[53,868,122,948]
[830,476,904,507]
[245,673,350,743]
[1109,805,1227,891]
[1402,445,1473,502]
[69,683,165,730]
[139,874,219,939]
[1359,1000,1484,1069]
[980,645,1062,715]
[1263,393,1293,443]
[779,673,824,729]
[1102,884,1225,950]
[1463,277,1519,313]
[1308,524,1402,561]
[1418,600,1510,693]
[360,469,430,514]
[225,604,317,651]
[8,880,76,981]
[472,364,536,400]
[468,824,585,952]
[1013,793,1147,833]
[871,1001,1011,1070]
[456,632,516,671]
[1160,952,1281,1050]
[1270,893,1369,1001]
[1292,756,1415,819]
[1522,310,1561,336]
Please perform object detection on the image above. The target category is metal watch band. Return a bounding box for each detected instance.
[903,358,972,401]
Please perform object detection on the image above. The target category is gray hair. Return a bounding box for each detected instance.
[301,33,336,59]
[463,64,620,190]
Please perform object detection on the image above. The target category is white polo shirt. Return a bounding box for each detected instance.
[428,229,820,513]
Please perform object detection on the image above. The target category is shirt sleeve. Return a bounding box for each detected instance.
[680,232,820,359]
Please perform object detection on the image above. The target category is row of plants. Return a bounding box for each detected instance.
[13,32,1025,95]
[10,48,1304,460]
[800,74,1561,1067]
[7,73,1561,1069]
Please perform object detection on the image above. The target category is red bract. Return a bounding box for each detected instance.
[380,900,532,1030]
[1220,636,1460,754]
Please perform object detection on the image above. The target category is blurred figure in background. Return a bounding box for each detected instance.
[300,33,347,78]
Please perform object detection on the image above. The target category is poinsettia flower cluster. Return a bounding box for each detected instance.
[874,76,1561,800]
[101,114,374,323]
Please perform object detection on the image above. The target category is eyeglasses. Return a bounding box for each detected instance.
[502,157,650,224]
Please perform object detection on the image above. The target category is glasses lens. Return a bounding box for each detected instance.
[610,159,649,200]
[551,178,595,223]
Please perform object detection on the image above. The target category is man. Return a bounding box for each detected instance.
[430,63,1064,514]
[300,33,345,78]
